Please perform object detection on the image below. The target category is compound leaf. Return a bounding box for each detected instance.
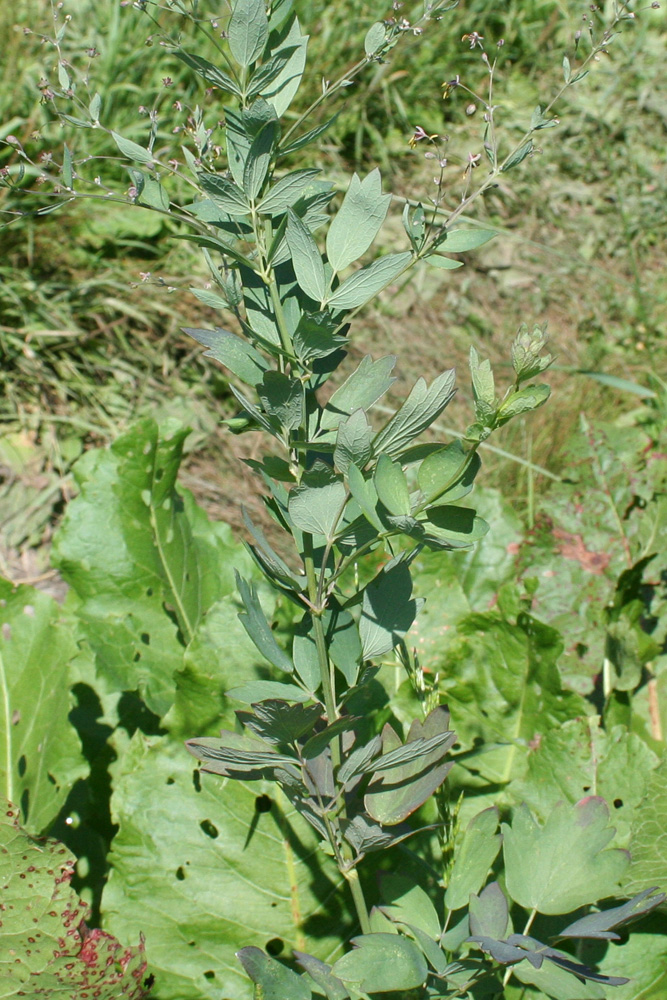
[503,799,629,914]
[326,169,391,273]
[332,933,428,993]
[103,736,349,1000]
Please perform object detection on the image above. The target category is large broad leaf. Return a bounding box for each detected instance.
[0,581,87,835]
[103,735,349,1000]
[509,717,660,849]
[326,170,392,273]
[406,487,523,671]
[163,596,276,739]
[621,757,667,897]
[503,799,629,915]
[52,420,252,715]
[441,606,588,785]
[0,805,149,998]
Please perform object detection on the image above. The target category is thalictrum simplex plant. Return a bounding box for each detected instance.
[0,1,664,998]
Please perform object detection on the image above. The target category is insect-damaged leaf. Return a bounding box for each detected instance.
[0,807,149,997]
[103,737,349,1000]
[0,582,87,835]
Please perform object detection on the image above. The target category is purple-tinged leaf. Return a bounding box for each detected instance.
[559,886,665,940]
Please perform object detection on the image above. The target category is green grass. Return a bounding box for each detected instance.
[1,0,665,562]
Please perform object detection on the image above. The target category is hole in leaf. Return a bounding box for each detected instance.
[582,786,591,792]
[146,588,153,597]
[204,971,216,981]
[155,467,164,481]
[18,755,26,778]
[133,652,141,662]
[200,820,219,839]
[255,794,272,814]
[613,798,623,809]
[266,937,284,956]
[141,633,150,645]
[47,773,58,787]
[176,867,186,881]
[187,941,196,947]
[144,974,155,990]
[20,788,29,823]
[193,769,201,793]
[166,777,175,786]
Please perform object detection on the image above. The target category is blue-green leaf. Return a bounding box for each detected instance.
[326,169,392,273]
[286,209,327,302]
[327,252,411,310]
[228,0,270,67]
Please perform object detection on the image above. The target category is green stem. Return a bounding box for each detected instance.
[502,908,538,989]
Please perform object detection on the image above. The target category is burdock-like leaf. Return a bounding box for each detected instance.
[52,420,252,715]
[0,805,149,998]
[622,757,667,897]
[103,736,349,1000]
[503,798,629,914]
[0,581,87,835]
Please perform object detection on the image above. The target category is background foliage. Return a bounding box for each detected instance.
[0,0,665,998]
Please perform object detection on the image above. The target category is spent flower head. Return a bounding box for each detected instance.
[408,125,439,149]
